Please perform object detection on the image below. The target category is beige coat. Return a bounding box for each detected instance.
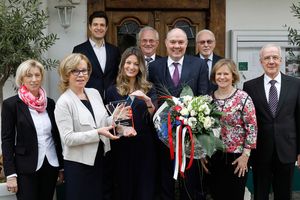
[55,88,111,166]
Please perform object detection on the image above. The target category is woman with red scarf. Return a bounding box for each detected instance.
[1,59,64,200]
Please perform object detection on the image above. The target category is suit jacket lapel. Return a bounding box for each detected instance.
[66,89,97,128]
[86,40,104,74]
[276,73,289,116]
[256,75,272,114]
[180,56,190,85]
[17,98,36,129]
[104,44,111,74]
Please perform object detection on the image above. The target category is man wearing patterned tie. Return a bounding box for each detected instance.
[243,43,300,200]
[137,26,161,68]
[148,28,208,200]
[195,29,223,94]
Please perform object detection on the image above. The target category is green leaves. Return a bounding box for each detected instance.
[0,0,59,97]
[287,3,300,47]
[180,85,194,97]
[197,134,224,158]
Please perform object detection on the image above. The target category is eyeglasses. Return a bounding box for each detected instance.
[262,55,281,62]
[71,69,89,76]
[197,40,214,45]
[141,39,157,44]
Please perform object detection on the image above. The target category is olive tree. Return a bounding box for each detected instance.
[0,0,58,105]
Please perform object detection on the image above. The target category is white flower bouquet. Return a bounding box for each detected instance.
[153,86,224,179]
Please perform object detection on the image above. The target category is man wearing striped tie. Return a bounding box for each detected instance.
[137,26,161,70]
[243,43,300,200]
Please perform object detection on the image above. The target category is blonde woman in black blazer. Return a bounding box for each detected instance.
[1,59,63,200]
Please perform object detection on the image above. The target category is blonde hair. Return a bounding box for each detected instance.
[58,53,92,92]
[15,59,45,87]
[116,46,152,95]
[210,59,240,85]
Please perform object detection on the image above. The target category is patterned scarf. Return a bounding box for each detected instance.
[18,85,47,113]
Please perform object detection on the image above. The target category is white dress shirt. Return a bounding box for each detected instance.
[29,109,59,171]
[200,53,213,79]
[264,73,281,102]
[89,38,106,72]
[167,56,184,78]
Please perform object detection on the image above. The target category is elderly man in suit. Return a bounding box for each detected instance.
[196,29,223,94]
[243,43,300,200]
[149,27,208,200]
[73,11,120,103]
[137,26,161,68]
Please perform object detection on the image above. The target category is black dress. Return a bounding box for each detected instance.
[106,86,158,200]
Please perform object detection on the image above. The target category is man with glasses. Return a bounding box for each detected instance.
[196,29,223,94]
[73,11,121,103]
[243,43,300,200]
[137,26,161,69]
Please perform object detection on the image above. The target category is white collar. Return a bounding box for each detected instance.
[167,56,184,67]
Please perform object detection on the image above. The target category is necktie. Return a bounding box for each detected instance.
[204,58,210,79]
[172,62,180,87]
[145,57,153,66]
[268,80,278,117]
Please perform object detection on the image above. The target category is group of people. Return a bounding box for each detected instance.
[1,10,300,200]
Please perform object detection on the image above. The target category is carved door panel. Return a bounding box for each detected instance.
[88,0,225,56]
[107,11,206,56]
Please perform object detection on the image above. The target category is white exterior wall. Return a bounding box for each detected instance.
[2,0,300,100]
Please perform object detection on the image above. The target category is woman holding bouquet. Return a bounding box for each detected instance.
[54,53,135,200]
[203,59,257,200]
[106,46,158,200]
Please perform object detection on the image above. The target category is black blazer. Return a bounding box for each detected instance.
[195,53,223,94]
[73,40,121,101]
[243,73,300,164]
[148,55,208,103]
[1,95,63,175]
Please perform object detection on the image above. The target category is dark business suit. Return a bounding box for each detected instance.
[73,40,121,102]
[1,95,63,200]
[195,53,223,94]
[148,55,208,200]
[243,73,300,200]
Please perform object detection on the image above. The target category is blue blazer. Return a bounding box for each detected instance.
[148,55,209,102]
[73,40,121,101]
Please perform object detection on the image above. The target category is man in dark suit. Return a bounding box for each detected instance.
[137,26,161,68]
[148,27,208,200]
[243,43,300,200]
[195,29,223,94]
[73,11,120,102]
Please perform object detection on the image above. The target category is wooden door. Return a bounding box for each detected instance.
[87,0,225,56]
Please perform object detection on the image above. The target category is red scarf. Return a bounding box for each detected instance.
[18,85,47,113]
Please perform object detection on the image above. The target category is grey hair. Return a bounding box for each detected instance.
[137,26,159,44]
[196,29,216,42]
[259,43,282,59]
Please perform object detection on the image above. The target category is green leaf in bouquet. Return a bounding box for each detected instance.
[180,85,194,97]
[165,98,176,107]
[197,134,225,157]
